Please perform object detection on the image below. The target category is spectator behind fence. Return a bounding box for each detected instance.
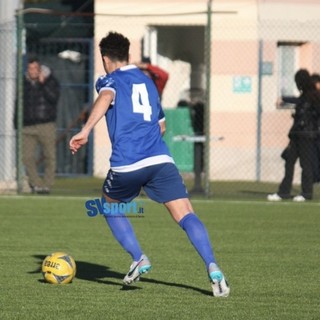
[311,73,320,183]
[16,57,60,194]
[268,69,320,202]
[136,57,169,100]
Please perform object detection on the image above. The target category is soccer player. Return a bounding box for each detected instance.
[69,32,230,297]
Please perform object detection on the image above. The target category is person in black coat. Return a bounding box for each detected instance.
[268,69,320,201]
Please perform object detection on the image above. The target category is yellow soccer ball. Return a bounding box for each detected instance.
[42,252,76,284]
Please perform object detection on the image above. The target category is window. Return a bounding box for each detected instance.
[277,42,305,96]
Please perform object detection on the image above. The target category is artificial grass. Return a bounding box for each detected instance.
[0,196,319,320]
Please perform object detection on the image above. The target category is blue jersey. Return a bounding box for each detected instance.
[95,65,173,172]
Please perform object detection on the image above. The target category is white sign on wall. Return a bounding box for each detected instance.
[233,76,252,93]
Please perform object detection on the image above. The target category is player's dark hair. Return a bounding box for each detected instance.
[99,32,130,62]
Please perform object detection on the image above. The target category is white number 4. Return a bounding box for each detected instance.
[132,83,152,121]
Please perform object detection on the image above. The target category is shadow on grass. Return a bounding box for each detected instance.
[30,254,212,296]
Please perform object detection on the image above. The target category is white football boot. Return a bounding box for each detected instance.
[123,254,152,285]
[208,263,230,297]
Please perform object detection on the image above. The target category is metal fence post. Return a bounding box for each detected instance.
[15,9,24,194]
[256,39,263,182]
[204,0,212,197]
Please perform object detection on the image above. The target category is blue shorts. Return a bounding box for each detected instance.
[102,163,189,203]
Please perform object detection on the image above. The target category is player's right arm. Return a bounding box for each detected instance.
[69,89,113,154]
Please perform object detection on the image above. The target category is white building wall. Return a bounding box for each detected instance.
[94,0,320,184]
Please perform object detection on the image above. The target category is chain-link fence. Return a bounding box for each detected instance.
[1,10,95,194]
[1,7,320,199]
[0,19,16,193]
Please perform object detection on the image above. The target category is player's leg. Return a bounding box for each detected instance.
[144,163,217,268]
[164,198,229,297]
[164,198,217,266]
[102,169,151,284]
[144,163,229,297]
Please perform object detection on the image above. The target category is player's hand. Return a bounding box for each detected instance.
[69,131,89,155]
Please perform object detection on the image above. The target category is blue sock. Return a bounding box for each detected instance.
[179,213,216,269]
[104,212,143,261]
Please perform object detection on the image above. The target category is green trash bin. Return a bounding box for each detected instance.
[163,108,194,172]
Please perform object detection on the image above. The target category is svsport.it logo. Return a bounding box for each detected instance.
[85,198,144,217]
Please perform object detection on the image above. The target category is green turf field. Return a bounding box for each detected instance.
[0,194,319,320]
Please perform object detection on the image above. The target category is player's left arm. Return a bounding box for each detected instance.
[159,119,166,136]
[70,90,113,154]
[158,104,166,136]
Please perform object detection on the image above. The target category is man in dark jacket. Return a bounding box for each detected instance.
[21,57,60,194]
[268,69,320,201]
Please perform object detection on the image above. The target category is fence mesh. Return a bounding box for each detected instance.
[1,8,320,199]
[0,20,17,193]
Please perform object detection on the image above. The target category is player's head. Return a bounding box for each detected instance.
[99,32,130,73]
